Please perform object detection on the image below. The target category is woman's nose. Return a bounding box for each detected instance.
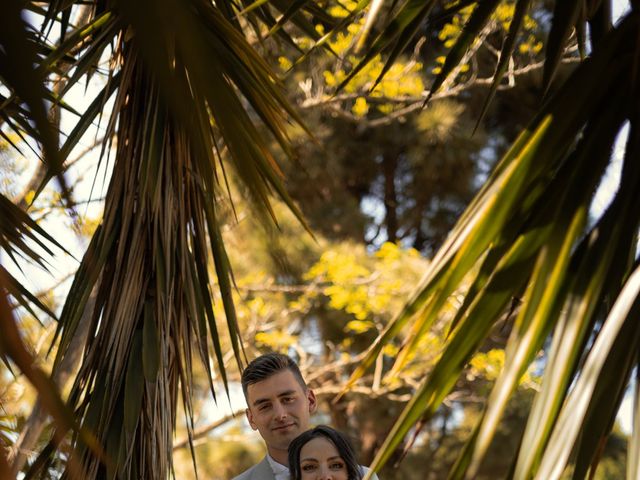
[317,466,332,479]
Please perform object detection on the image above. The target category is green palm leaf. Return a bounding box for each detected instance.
[9,0,325,476]
[536,260,640,479]
[361,10,640,478]
[0,0,65,194]
[425,0,501,104]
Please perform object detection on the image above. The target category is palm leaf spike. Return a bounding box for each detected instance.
[0,126,26,156]
[446,231,522,337]
[355,0,385,52]
[424,0,501,106]
[474,0,532,134]
[235,0,272,17]
[587,0,613,49]
[336,0,439,92]
[205,200,247,371]
[266,0,325,39]
[56,21,121,103]
[235,0,307,58]
[0,193,73,321]
[0,266,56,321]
[50,225,109,365]
[0,0,77,213]
[37,11,115,81]
[366,0,439,94]
[269,0,338,30]
[290,0,374,69]
[58,7,72,43]
[132,0,310,232]
[541,0,583,95]
[234,0,334,57]
[0,192,69,258]
[334,0,485,93]
[571,336,638,480]
[56,71,121,166]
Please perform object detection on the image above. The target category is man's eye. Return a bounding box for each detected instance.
[258,404,271,411]
[282,396,295,403]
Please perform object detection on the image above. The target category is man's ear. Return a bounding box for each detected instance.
[307,389,318,414]
[246,408,258,431]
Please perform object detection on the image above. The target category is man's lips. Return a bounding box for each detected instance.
[272,423,295,432]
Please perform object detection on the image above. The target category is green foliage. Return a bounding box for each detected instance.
[3,1,637,479]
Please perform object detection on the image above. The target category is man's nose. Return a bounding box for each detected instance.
[273,402,287,419]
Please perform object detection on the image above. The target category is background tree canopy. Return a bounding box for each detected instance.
[0,0,638,479]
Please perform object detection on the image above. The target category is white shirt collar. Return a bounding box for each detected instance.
[266,454,291,480]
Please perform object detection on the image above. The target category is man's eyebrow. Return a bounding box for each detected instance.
[277,389,297,397]
[251,389,297,406]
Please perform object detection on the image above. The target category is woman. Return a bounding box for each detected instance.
[288,425,364,480]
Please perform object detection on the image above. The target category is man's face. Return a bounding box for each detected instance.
[245,369,317,459]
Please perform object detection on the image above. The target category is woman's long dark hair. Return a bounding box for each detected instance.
[288,425,363,480]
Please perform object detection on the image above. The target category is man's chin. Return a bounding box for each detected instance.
[270,427,300,446]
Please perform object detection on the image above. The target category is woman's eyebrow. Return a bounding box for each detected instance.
[300,455,344,462]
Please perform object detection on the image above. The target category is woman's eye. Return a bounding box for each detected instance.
[302,464,316,472]
[330,462,345,470]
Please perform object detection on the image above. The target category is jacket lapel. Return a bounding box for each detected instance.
[251,457,276,480]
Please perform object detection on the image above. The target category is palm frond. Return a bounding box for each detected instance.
[358,8,640,479]
[9,0,323,476]
[0,0,70,205]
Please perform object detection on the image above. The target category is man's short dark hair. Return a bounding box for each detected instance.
[241,353,306,399]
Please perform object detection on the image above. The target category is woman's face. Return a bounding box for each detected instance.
[299,436,349,480]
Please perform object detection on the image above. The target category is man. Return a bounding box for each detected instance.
[233,353,379,480]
